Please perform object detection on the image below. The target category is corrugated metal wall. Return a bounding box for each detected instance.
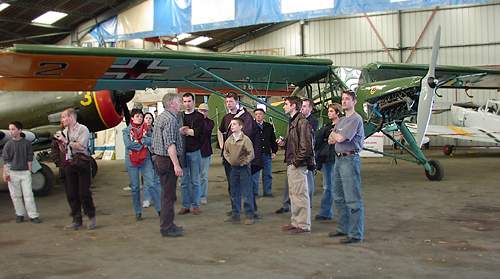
[231,3,500,147]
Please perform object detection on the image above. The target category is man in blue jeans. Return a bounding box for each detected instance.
[252,108,278,197]
[179,93,204,215]
[327,90,365,244]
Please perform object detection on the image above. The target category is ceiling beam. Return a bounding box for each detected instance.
[0,31,70,44]
[0,27,41,44]
[0,16,69,30]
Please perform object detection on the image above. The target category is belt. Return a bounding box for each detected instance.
[336,151,357,157]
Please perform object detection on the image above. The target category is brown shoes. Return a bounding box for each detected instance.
[289,227,311,234]
[178,208,190,215]
[281,224,297,231]
[191,208,202,215]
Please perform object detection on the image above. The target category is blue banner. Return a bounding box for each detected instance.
[91,0,489,42]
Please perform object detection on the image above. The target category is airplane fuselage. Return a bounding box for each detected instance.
[451,101,500,133]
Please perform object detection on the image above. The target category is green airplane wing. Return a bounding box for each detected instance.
[0,44,332,92]
[361,62,500,90]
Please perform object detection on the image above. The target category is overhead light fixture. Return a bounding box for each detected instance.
[172,33,192,42]
[186,36,212,46]
[0,3,10,12]
[32,11,68,25]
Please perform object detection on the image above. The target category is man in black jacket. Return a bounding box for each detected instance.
[252,108,278,197]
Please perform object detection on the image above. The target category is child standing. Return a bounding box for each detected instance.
[223,118,255,225]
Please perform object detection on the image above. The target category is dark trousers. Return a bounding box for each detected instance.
[230,165,254,217]
[64,163,95,222]
[223,159,235,211]
[224,159,257,212]
[154,155,178,233]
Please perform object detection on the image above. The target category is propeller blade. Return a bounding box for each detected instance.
[416,26,441,148]
[122,102,131,126]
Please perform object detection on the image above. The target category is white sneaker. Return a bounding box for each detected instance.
[123,186,131,191]
[142,200,151,208]
[200,197,207,205]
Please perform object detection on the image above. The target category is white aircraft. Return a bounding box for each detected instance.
[408,99,500,155]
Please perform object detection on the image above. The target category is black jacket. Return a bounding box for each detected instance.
[314,123,336,165]
[255,121,278,155]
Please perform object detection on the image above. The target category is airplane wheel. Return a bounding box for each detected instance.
[90,157,98,178]
[32,163,55,196]
[443,145,454,156]
[425,160,443,181]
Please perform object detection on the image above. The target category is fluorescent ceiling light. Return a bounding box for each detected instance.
[186,36,212,46]
[32,11,68,25]
[0,3,10,12]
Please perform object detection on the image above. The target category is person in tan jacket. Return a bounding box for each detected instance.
[223,118,255,225]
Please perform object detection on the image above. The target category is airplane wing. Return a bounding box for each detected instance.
[0,44,332,92]
[0,125,61,152]
[406,123,500,144]
[361,63,500,90]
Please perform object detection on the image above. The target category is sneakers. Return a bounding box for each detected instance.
[244,218,255,225]
[192,208,202,215]
[122,186,131,191]
[178,208,190,215]
[142,200,151,208]
[136,213,143,221]
[15,215,24,223]
[87,217,96,230]
[200,197,208,205]
[30,217,42,224]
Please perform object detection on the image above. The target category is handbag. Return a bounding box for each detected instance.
[129,147,148,166]
[69,152,91,168]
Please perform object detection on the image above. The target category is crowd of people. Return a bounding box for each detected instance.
[2,90,365,244]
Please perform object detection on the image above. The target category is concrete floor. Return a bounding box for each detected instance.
[1,150,499,279]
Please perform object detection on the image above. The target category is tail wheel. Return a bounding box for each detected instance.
[425,160,443,181]
[443,145,454,156]
[32,163,54,196]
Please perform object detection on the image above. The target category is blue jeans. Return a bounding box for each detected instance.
[306,170,315,206]
[230,165,254,218]
[261,154,273,195]
[281,177,290,210]
[126,154,161,214]
[200,155,211,199]
[318,162,334,219]
[333,154,364,240]
[144,166,161,203]
[181,150,202,209]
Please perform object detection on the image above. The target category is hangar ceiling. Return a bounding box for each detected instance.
[0,0,140,47]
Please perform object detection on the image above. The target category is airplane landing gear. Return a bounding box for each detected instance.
[443,145,454,156]
[31,163,55,196]
[425,160,444,181]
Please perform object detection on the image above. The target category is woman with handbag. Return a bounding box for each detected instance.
[123,109,160,221]
[314,103,343,221]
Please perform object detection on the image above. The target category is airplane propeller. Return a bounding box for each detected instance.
[113,90,134,126]
[416,26,441,148]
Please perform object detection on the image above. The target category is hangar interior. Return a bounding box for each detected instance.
[0,0,499,278]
